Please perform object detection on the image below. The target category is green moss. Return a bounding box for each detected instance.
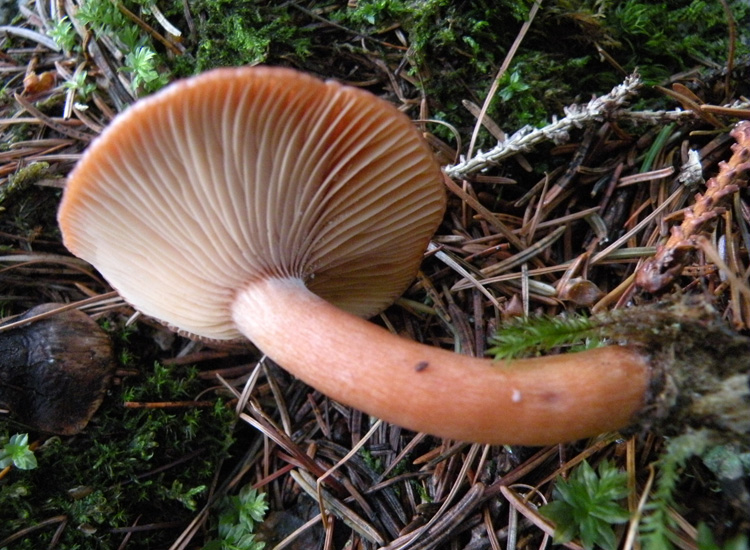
[0,162,49,206]
[539,460,630,550]
[0,349,236,548]
[334,0,413,27]
[52,0,747,135]
[187,0,312,72]
[611,0,743,69]
[0,163,62,247]
[329,0,748,136]
[69,0,171,95]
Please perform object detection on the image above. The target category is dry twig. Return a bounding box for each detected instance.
[445,73,642,180]
[636,120,750,292]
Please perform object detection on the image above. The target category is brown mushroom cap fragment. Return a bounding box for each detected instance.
[0,304,115,435]
[59,67,445,341]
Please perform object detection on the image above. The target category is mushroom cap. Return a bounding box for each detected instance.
[58,67,445,340]
[0,304,115,435]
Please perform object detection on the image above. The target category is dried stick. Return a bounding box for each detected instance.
[636,120,750,293]
[444,73,642,180]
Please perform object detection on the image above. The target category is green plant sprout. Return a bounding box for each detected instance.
[72,0,169,95]
[0,434,38,471]
[159,479,207,512]
[203,484,268,550]
[47,16,77,52]
[487,314,601,360]
[122,46,168,92]
[62,70,97,101]
[539,460,630,550]
[497,70,531,102]
[74,0,124,37]
[639,431,750,550]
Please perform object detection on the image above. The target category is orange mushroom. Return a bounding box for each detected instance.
[58,66,650,445]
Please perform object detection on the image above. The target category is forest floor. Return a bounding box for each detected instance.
[1,1,750,549]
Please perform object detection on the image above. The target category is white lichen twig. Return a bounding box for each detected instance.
[444,73,642,180]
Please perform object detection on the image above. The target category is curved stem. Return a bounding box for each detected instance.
[232,277,651,445]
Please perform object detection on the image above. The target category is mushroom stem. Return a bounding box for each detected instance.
[232,277,651,445]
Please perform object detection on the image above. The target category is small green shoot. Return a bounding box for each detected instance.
[203,484,268,550]
[75,0,123,35]
[159,480,207,512]
[539,460,630,550]
[47,16,77,52]
[62,70,97,101]
[122,46,167,94]
[498,70,532,102]
[0,434,38,471]
[488,314,600,360]
[640,430,717,550]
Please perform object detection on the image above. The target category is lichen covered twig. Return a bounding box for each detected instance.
[444,73,642,180]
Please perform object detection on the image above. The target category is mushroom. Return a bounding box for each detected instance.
[58,66,650,445]
[0,304,115,434]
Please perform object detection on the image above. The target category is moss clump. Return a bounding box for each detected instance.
[0,162,49,206]
[0,343,236,548]
[0,163,61,249]
[45,0,750,136]
[320,0,749,139]
[186,1,312,72]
